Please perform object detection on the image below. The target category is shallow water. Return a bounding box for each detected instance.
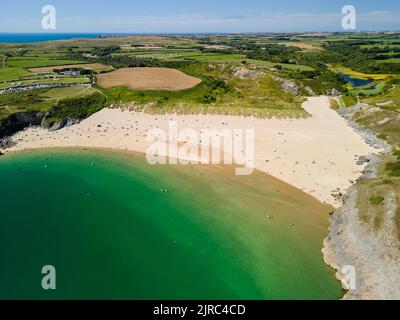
[340,72,372,87]
[0,149,342,299]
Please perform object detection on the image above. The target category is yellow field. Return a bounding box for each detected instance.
[332,66,389,80]
[96,67,202,91]
[281,42,323,51]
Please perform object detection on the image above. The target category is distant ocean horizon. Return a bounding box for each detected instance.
[0,33,107,43]
[0,33,163,43]
[0,32,229,43]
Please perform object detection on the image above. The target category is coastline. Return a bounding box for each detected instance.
[0,96,384,299]
[0,96,376,208]
[323,104,400,300]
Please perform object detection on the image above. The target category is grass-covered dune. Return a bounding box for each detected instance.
[100,63,307,118]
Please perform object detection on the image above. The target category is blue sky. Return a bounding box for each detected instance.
[1,0,399,33]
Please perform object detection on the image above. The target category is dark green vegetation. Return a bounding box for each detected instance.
[350,102,400,234]
[386,150,400,177]
[41,92,107,127]
[369,196,385,206]
[0,149,342,299]
[322,42,400,74]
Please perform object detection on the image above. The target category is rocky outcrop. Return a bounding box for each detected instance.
[304,86,316,96]
[323,105,400,300]
[337,104,391,153]
[326,88,341,97]
[0,111,46,138]
[0,111,82,149]
[271,76,315,97]
[281,80,301,96]
[272,76,301,96]
[323,164,400,300]
[40,113,81,131]
[0,136,15,149]
[231,67,264,80]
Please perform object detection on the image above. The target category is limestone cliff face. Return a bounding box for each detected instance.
[0,111,80,146]
[323,179,400,300]
[0,111,46,138]
[323,105,400,300]
[40,113,81,132]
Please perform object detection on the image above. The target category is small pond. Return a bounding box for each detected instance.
[340,72,372,87]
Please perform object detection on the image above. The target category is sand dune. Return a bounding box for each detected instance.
[2,96,378,207]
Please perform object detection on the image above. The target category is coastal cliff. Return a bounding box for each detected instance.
[323,104,400,300]
[0,111,45,137]
[0,111,81,148]
[0,112,46,148]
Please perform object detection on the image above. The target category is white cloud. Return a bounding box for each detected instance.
[1,10,399,33]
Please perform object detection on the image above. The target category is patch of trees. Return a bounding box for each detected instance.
[362,46,400,54]
[14,49,29,57]
[323,42,400,74]
[246,44,300,63]
[198,47,237,54]
[64,48,91,60]
[100,55,195,69]
[47,93,107,120]
[283,42,400,74]
[91,45,121,57]
[374,53,400,60]
[286,68,347,95]
[202,79,232,103]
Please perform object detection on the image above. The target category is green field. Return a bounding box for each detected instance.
[349,82,387,96]
[0,67,30,82]
[0,86,96,122]
[39,86,96,100]
[376,58,400,64]
[6,57,86,68]
[363,85,400,109]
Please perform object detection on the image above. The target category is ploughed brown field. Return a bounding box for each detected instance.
[282,42,323,51]
[96,67,202,91]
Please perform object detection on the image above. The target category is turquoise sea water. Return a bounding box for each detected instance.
[0,149,342,300]
[0,33,106,43]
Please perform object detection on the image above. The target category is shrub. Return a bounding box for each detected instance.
[386,161,400,177]
[48,92,107,120]
[369,196,385,205]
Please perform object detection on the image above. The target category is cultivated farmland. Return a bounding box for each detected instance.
[97,67,202,91]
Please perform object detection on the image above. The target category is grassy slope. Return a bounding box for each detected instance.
[0,87,95,121]
[0,67,31,82]
[350,107,400,237]
[363,85,400,109]
[100,63,306,118]
[6,58,85,68]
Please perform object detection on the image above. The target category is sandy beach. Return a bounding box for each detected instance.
[1,96,378,207]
